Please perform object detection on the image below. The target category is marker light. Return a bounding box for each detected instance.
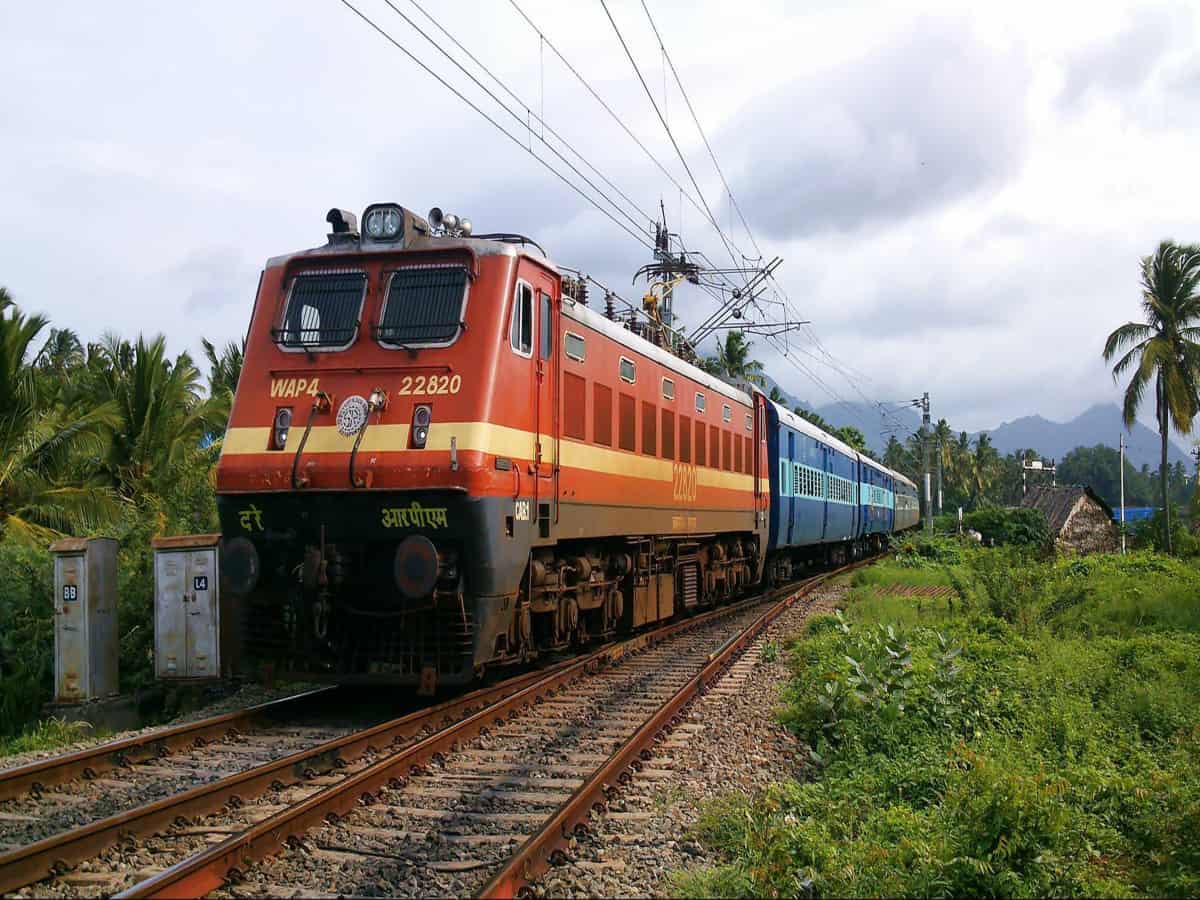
[363,204,403,240]
[411,404,432,449]
[272,407,293,450]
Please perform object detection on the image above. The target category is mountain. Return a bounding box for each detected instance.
[975,404,1189,470]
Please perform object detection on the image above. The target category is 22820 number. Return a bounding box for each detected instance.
[397,374,462,396]
[672,462,698,503]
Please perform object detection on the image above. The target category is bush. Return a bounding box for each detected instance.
[0,544,55,736]
[685,548,1200,899]
[963,507,1052,548]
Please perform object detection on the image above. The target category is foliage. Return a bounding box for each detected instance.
[700,331,764,386]
[0,289,222,737]
[683,550,1200,899]
[1102,240,1200,553]
[962,506,1053,548]
[0,717,94,756]
[1059,443,1192,510]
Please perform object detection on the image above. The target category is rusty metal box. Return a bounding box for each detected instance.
[152,534,225,680]
[51,537,119,703]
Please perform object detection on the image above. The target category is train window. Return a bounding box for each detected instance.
[564,372,587,440]
[642,401,657,456]
[678,415,691,463]
[722,404,732,423]
[694,392,706,414]
[510,281,533,357]
[275,270,366,350]
[618,393,637,451]
[377,265,468,347]
[593,383,612,446]
[661,409,675,460]
[539,291,553,360]
[662,377,675,400]
[619,357,636,384]
[694,419,706,466]
[564,331,585,362]
[745,413,752,432]
[710,425,721,469]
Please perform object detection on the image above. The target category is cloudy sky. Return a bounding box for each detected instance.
[3,0,1198,441]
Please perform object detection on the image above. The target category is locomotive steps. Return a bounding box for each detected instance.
[0,560,871,898]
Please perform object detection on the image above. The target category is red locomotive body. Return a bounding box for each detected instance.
[216,205,767,689]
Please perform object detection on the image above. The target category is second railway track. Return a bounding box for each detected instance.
[0,561,868,899]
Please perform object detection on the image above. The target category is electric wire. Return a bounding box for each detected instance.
[598,0,747,279]
[403,0,657,231]
[377,0,653,241]
[339,0,654,251]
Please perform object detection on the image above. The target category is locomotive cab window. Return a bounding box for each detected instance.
[377,265,468,347]
[539,291,553,360]
[722,404,732,423]
[662,377,675,400]
[695,392,706,414]
[510,281,533,357]
[619,356,636,384]
[275,270,366,350]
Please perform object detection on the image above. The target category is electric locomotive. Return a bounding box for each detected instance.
[216,204,768,691]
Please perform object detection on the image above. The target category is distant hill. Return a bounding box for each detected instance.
[973,404,1189,471]
[758,383,1188,470]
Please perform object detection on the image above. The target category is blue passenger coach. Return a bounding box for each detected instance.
[765,398,919,580]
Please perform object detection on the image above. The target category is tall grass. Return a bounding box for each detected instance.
[682,547,1200,898]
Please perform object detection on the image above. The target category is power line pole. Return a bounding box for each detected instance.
[1120,433,1127,555]
[919,392,932,535]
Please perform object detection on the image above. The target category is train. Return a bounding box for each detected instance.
[214,203,919,692]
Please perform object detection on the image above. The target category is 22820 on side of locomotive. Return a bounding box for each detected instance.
[215,203,916,691]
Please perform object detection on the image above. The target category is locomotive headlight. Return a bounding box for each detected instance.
[411,404,432,449]
[363,204,403,240]
[272,407,293,450]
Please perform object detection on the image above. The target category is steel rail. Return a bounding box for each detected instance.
[0,652,617,895]
[0,686,338,803]
[112,588,796,899]
[478,559,871,899]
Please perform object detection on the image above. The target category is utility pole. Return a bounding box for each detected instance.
[920,392,932,535]
[1120,433,1126,555]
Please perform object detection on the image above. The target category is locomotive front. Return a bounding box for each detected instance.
[216,205,550,690]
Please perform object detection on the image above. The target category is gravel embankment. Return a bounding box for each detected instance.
[0,682,321,770]
[536,580,848,899]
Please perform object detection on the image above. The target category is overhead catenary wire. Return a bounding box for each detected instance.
[638,0,764,261]
[376,0,654,241]
[597,0,750,282]
[338,0,655,252]
[402,0,658,231]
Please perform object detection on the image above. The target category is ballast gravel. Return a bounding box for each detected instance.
[535,579,849,899]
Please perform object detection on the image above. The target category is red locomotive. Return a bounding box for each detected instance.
[217,204,767,690]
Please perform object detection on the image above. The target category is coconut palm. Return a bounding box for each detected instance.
[0,297,120,543]
[202,337,244,438]
[1103,241,1200,553]
[86,334,208,496]
[703,331,765,386]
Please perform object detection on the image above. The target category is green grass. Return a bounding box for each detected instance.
[0,717,95,758]
[679,546,1200,899]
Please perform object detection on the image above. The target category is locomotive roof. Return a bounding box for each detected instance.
[561,297,755,408]
[266,233,549,269]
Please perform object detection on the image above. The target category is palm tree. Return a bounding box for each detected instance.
[768,386,786,405]
[86,334,207,497]
[968,433,1002,507]
[707,332,765,386]
[1103,241,1200,553]
[0,296,120,543]
[202,337,245,438]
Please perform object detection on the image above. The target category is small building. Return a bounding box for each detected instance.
[1020,485,1119,554]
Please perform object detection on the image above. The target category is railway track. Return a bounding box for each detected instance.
[0,560,868,898]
